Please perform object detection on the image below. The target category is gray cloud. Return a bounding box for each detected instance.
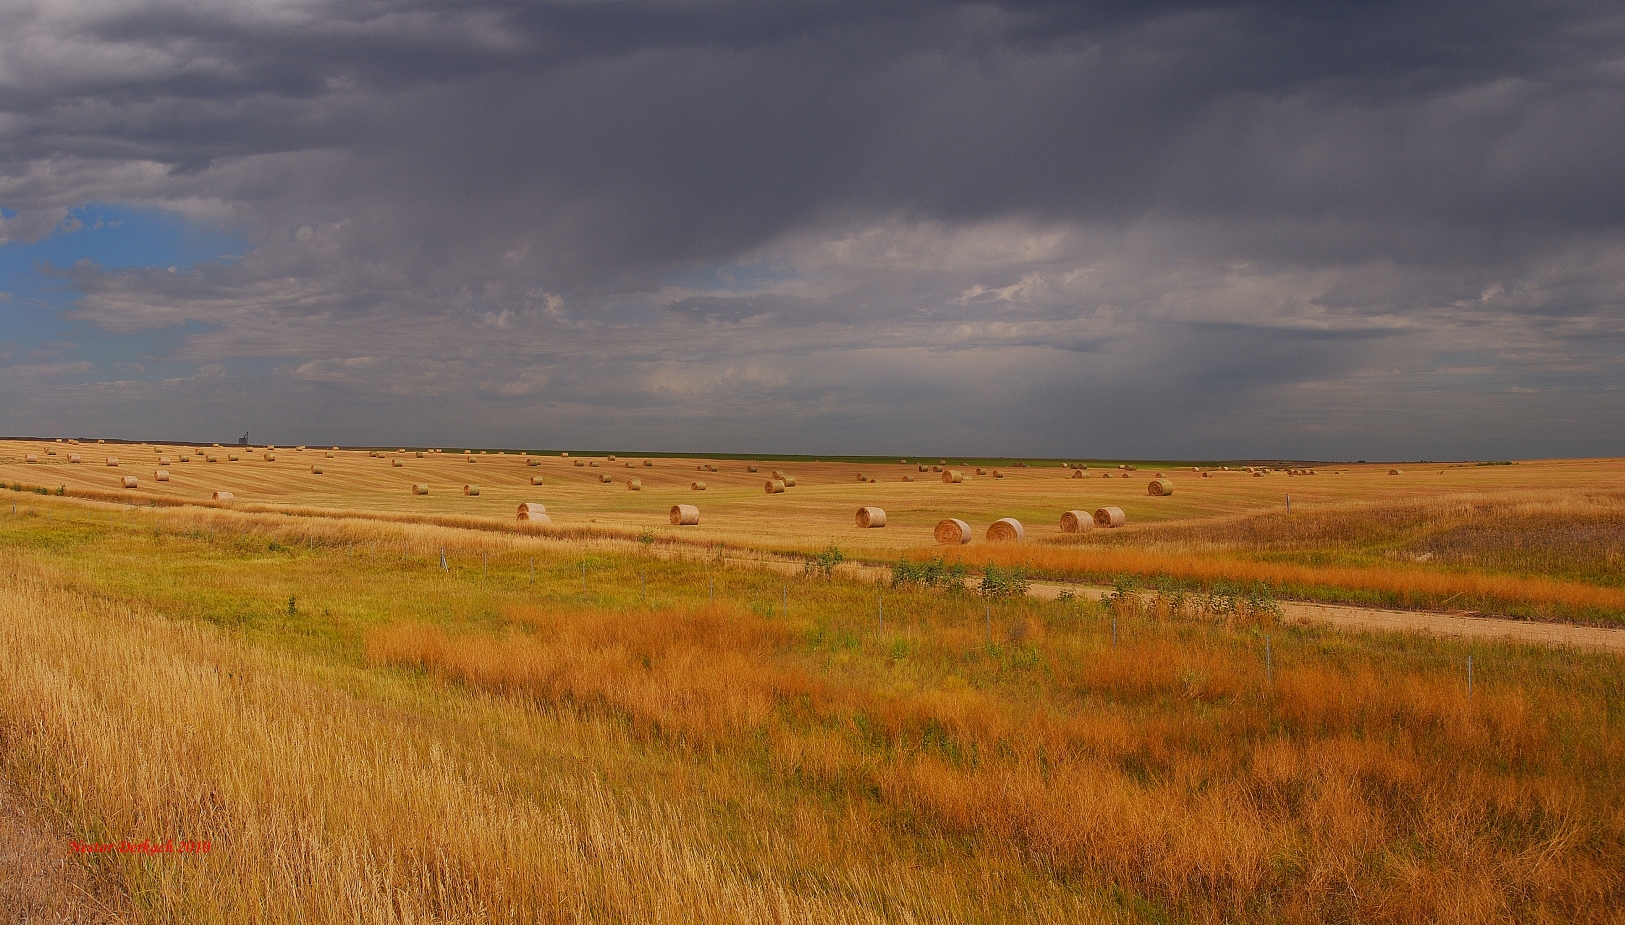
[1,0,1622,458]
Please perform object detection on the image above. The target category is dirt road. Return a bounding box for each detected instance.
[722,553,1625,652]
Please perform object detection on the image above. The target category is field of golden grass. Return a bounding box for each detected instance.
[1,496,1622,922]
[4,439,1622,623]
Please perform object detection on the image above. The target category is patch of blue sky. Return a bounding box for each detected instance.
[1,201,247,369]
[662,257,798,293]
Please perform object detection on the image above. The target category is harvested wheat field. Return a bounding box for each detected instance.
[1,440,1624,923]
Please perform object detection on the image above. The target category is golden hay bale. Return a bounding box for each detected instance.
[934,519,972,545]
[463,484,480,496]
[206,455,218,463]
[159,456,171,465]
[941,469,963,484]
[264,454,276,462]
[463,449,471,455]
[398,449,406,454]
[1155,472,1164,478]
[918,464,929,472]
[626,478,642,491]
[391,458,403,467]
[416,452,425,458]
[1148,478,1174,496]
[412,484,429,495]
[747,466,758,473]
[599,474,612,483]
[1093,506,1126,528]
[311,465,323,474]
[644,460,653,467]
[976,467,988,476]
[560,452,569,457]
[993,470,1004,479]
[987,518,1024,542]
[179,455,191,463]
[1389,468,1403,475]
[25,453,38,463]
[607,455,617,461]
[981,520,1020,539]
[68,454,82,464]
[932,465,942,473]
[1201,471,1211,478]
[468,456,477,464]
[691,481,707,490]
[670,504,700,526]
[517,502,547,520]
[574,459,585,467]
[120,476,138,489]
[106,457,119,466]
[212,490,233,502]
[902,475,913,482]
[589,461,598,468]
[856,506,887,528]
[1253,471,1264,478]
[625,462,634,468]
[764,479,785,494]
[1119,472,1130,479]
[155,470,170,481]
[1101,472,1110,479]
[856,472,866,481]
[1070,469,1084,479]
[326,451,335,458]
[527,458,540,466]
[228,454,239,462]
[869,478,877,483]
[531,476,545,486]
[1060,510,1092,533]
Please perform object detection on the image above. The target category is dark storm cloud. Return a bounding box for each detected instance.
[1,0,1622,457]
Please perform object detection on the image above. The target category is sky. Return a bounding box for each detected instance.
[1,0,1622,460]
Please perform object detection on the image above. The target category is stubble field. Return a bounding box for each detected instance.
[1,438,1623,923]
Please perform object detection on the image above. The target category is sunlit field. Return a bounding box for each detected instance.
[3,440,1625,922]
[4,439,1624,622]
[1,497,1622,923]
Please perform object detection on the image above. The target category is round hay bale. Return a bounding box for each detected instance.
[264,454,276,461]
[326,452,335,458]
[159,456,171,465]
[644,460,653,467]
[416,452,425,458]
[463,484,480,496]
[691,481,707,490]
[1201,471,1211,478]
[625,462,634,468]
[468,456,477,464]
[993,470,1004,479]
[987,518,1024,542]
[212,490,233,502]
[155,470,170,481]
[106,457,119,466]
[228,454,239,462]
[1094,506,1126,528]
[391,458,403,467]
[179,455,190,463]
[1119,472,1130,478]
[1148,478,1174,496]
[527,458,540,466]
[1060,510,1092,533]
[412,484,429,495]
[589,462,598,468]
[574,459,585,467]
[764,479,785,494]
[68,454,82,463]
[626,478,642,491]
[517,502,547,520]
[1389,468,1403,475]
[856,472,866,481]
[708,464,718,473]
[530,476,545,485]
[1253,471,1264,478]
[747,466,758,473]
[902,475,913,482]
[856,506,887,528]
[670,504,700,526]
[1070,469,1084,479]
[941,469,963,484]
[1101,472,1110,479]
[599,474,612,483]
[918,464,929,472]
[607,455,617,461]
[934,519,972,545]
[560,452,569,457]
[311,465,323,474]
[976,468,987,476]
[25,453,38,463]
[120,475,138,489]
